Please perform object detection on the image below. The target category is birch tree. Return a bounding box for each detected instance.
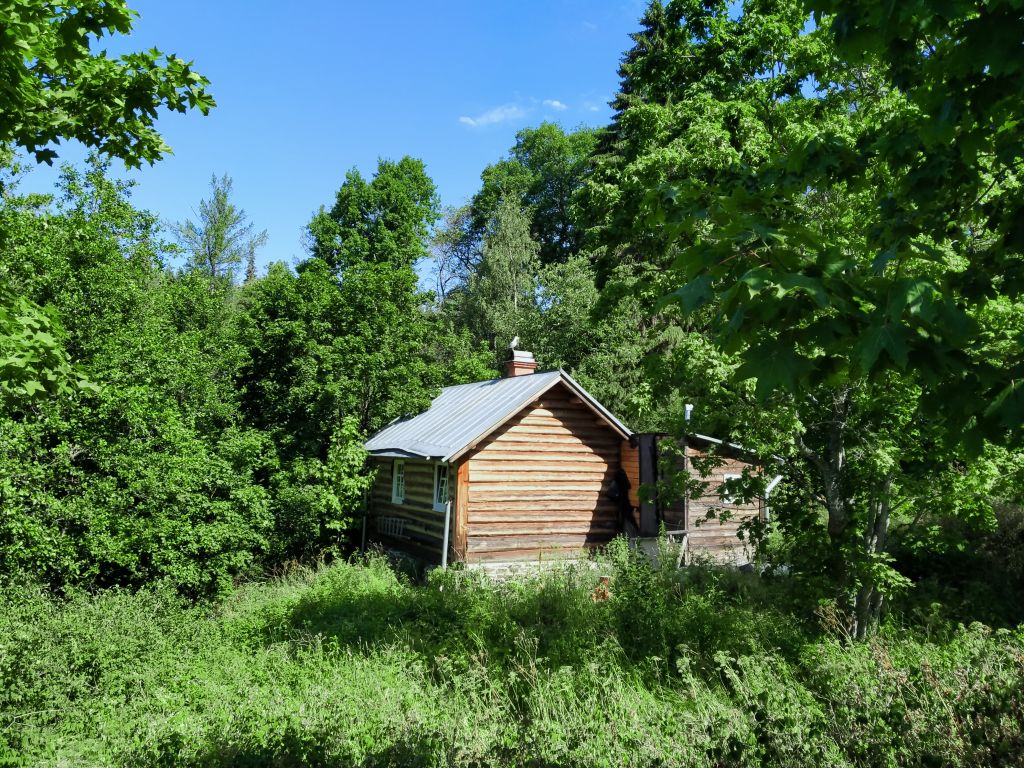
[465,197,541,359]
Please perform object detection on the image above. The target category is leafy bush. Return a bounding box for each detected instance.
[0,394,274,597]
[892,504,1024,629]
[3,552,1021,767]
[0,162,382,597]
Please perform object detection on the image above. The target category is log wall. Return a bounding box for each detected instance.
[661,444,762,559]
[367,457,447,563]
[464,384,623,562]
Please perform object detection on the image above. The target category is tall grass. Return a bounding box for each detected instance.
[2,541,1022,767]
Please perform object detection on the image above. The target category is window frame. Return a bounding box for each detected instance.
[432,463,449,512]
[391,460,406,504]
[722,472,742,505]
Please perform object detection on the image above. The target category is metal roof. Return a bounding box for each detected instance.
[638,431,785,466]
[364,370,632,462]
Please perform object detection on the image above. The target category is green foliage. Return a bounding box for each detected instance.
[269,419,373,561]
[2,554,1021,766]
[0,154,100,410]
[0,161,277,596]
[463,197,542,360]
[298,156,445,429]
[472,123,598,264]
[585,0,1024,637]
[232,157,446,559]
[172,174,268,280]
[0,0,213,406]
[307,157,439,271]
[0,283,97,409]
[634,0,1024,447]
[528,255,665,430]
[0,0,214,167]
[891,503,1024,630]
[426,324,498,385]
[1,0,1021,688]
[240,265,441,441]
[824,0,1024,442]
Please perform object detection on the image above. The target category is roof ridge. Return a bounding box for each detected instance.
[364,369,628,461]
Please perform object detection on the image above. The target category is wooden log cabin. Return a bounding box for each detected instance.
[363,350,781,567]
[622,433,784,564]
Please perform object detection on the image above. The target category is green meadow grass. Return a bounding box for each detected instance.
[2,542,1022,767]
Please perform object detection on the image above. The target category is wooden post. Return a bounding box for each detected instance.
[638,434,658,536]
[441,501,451,569]
[682,436,689,534]
[454,460,470,562]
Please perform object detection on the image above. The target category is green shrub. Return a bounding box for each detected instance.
[2,553,1022,767]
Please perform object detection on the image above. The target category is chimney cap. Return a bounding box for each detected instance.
[504,349,537,377]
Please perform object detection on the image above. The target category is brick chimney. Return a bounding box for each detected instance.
[504,349,537,377]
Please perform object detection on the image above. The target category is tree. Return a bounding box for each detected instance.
[172,174,267,281]
[0,1,214,404]
[0,0,214,168]
[601,0,675,152]
[430,204,481,301]
[464,197,541,361]
[301,156,442,433]
[799,0,1024,444]
[698,0,1024,631]
[245,244,258,284]
[307,157,439,271]
[642,0,1023,447]
[237,158,444,558]
[588,0,1024,636]
[527,255,664,430]
[580,0,693,280]
[471,123,598,264]
[0,161,272,596]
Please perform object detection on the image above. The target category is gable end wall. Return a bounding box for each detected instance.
[464,383,623,562]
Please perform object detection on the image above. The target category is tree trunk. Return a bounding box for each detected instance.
[800,387,855,585]
[798,386,895,638]
[852,476,892,639]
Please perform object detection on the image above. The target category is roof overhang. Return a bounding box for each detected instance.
[367,449,435,460]
[633,431,785,465]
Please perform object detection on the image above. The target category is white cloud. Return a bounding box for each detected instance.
[543,99,568,111]
[458,104,527,128]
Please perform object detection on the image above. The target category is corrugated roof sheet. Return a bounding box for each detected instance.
[364,370,631,461]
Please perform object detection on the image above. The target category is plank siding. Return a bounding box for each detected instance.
[686,450,761,559]
[464,385,623,563]
[661,445,761,561]
[367,458,446,563]
[453,461,469,562]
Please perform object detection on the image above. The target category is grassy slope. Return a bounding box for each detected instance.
[2,544,1023,767]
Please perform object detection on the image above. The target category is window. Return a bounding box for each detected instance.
[433,463,449,512]
[391,460,405,504]
[722,473,742,505]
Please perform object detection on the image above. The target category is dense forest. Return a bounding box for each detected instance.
[2,0,1023,765]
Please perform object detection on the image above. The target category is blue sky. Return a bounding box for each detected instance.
[18,0,646,271]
